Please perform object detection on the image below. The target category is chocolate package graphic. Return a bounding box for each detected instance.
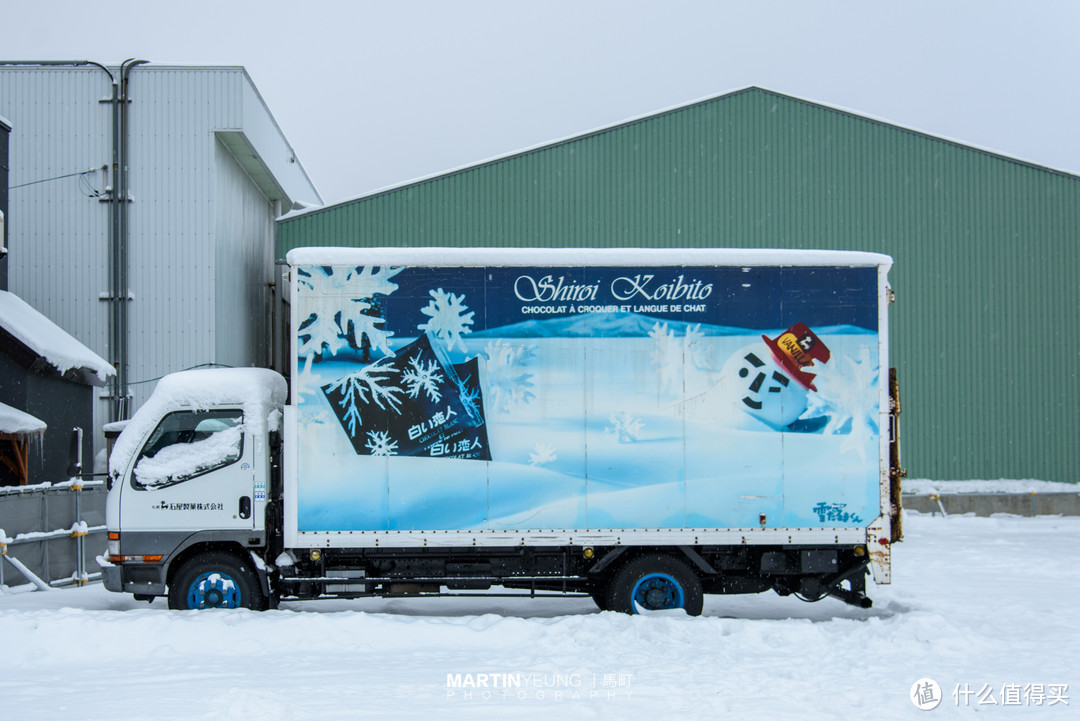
[433,357,491,460]
[321,333,488,459]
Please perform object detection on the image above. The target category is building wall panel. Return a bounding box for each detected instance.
[1,65,319,453]
[0,67,113,362]
[213,138,275,368]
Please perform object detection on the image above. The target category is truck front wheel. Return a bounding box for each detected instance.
[605,555,704,616]
[167,552,266,611]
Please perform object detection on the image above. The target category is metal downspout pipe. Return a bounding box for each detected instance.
[113,59,148,422]
[105,65,122,422]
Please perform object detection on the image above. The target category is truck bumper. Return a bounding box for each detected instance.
[100,563,167,597]
[101,564,123,592]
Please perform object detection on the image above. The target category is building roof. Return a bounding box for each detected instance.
[281,86,1079,227]
[0,290,115,386]
[146,65,322,211]
[0,400,46,435]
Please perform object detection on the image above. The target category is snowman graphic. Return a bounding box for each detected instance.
[715,323,831,431]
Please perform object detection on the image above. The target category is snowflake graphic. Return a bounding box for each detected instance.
[649,322,681,392]
[364,430,399,457]
[805,346,879,459]
[418,288,474,352]
[683,323,709,371]
[606,411,644,443]
[458,373,483,417]
[297,310,344,367]
[402,353,444,402]
[297,264,402,297]
[296,265,402,369]
[324,360,404,437]
[528,442,557,467]
[291,363,323,402]
[340,299,394,360]
[649,321,712,396]
[483,340,536,414]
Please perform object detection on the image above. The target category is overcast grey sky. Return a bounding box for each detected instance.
[5,1,1079,206]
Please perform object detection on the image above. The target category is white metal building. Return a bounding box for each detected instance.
[0,63,321,451]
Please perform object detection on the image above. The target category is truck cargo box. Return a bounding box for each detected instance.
[285,248,893,557]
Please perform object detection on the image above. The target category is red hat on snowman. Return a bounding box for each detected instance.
[761,323,831,392]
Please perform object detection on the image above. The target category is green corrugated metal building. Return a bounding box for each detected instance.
[277,87,1079,483]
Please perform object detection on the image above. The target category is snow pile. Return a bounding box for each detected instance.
[0,514,1077,719]
[904,478,1078,495]
[0,401,46,435]
[134,425,243,487]
[0,290,115,384]
[109,368,286,477]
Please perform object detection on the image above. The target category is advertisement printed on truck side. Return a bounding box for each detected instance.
[291,261,883,534]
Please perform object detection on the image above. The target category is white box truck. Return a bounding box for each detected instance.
[101,247,902,614]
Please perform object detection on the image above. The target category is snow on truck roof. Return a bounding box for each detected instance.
[286,247,892,269]
[109,368,287,477]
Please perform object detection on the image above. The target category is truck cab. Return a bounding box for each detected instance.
[101,368,285,608]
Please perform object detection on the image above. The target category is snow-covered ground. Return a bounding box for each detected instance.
[1,512,1076,719]
[904,478,1079,495]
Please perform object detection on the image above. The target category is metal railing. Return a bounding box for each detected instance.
[0,478,107,590]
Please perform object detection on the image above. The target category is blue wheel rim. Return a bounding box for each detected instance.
[186,571,241,609]
[631,572,684,612]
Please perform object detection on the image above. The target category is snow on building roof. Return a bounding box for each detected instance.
[109,368,287,477]
[0,401,46,435]
[0,290,115,385]
[102,420,130,435]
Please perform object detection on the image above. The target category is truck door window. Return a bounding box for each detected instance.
[133,410,244,489]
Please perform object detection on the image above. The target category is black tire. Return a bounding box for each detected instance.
[167,551,266,611]
[604,554,704,616]
[591,583,610,611]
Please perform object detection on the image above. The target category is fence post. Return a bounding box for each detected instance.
[70,427,86,585]
[929,493,948,517]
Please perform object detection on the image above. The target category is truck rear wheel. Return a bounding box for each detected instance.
[604,554,704,616]
[168,552,266,611]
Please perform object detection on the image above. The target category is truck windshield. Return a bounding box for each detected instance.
[133,410,244,489]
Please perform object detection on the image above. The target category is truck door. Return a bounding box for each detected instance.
[121,408,256,533]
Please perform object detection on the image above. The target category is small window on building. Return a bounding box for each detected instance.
[133,410,244,489]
